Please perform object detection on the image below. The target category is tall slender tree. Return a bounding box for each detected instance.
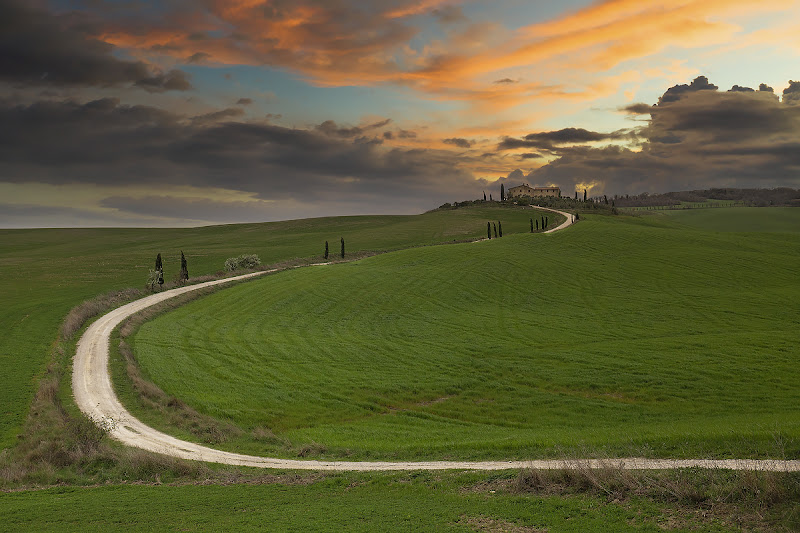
[340,237,345,258]
[535,219,539,231]
[583,189,587,202]
[179,251,189,284]
[530,218,533,233]
[487,222,491,239]
[155,253,164,287]
[500,183,505,202]
[324,241,329,260]
[541,215,545,229]
[545,216,549,228]
[489,193,493,202]
[483,191,487,201]
[575,191,578,200]
[493,223,497,238]
[498,221,503,237]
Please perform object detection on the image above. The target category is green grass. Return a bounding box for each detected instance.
[129,210,800,460]
[0,206,557,449]
[0,470,758,532]
[658,206,800,233]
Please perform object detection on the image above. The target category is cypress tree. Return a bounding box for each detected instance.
[535,219,539,231]
[489,193,493,202]
[179,251,189,284]
[500,184,505,202]
[483,191,487,201]
[493,223,497,238]
[575,191,578,200]
[530,218,533,233]
[583,189,587,202]
[604,194,608,204]
[545,216,549,228]
[498,221,503,237]
[155,253,164,287]
[340,237,345,258]
[541,215,544,229]
[324,241,329,260]
[487,222,491,239]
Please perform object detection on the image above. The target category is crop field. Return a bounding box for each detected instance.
[0,206,553,449]
[129,209,800,460]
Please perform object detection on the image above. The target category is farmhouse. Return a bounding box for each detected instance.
[507,183,561,198]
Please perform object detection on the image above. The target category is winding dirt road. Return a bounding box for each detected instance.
[72,210,799,471]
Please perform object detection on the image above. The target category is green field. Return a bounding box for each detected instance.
[0,469,781,532]
[129,209,800,460]
[659,206,800,233]
[0,206,557,449]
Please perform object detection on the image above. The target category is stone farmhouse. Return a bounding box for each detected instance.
[507,183,561,198]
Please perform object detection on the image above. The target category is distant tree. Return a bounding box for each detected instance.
[340,237,345,258]
[498,221,503,237]
[604,195,608,204]
[155,253,164,287]
[493,223,497,238]
[530,218,533,233]
[574,191,578,200]
[611,199,615,207]
[541,215,544,229]
[178,251,189,284]
[487,222,491,239]
[324,241,329,260]
[483,191,487,201]
[500,184,505,202]
[490,193,493,202]
[583,189,587,202]
[535,219,539,231]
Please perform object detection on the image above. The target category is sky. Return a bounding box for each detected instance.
[1,0,799,227]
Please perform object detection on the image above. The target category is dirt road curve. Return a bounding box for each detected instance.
[72,211,799,471]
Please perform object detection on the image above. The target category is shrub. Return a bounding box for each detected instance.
[224,254,262,272]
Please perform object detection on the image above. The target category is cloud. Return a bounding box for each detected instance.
[493,78,518,84]
[236,97,253,105]
[518,152,542,159]
[526,77,800,194]
[783,80,800,103]
[315,119,393,138]
[0,98,480,218]
[0,0,191,91]
[443,137,472,148]
[657,75,718,105]
[498,127,623,150]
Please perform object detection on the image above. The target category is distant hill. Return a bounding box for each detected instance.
[613,187,800,207]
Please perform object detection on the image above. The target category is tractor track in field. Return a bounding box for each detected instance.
[72,209,799,472]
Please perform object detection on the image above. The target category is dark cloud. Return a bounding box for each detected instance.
[443,137,472,148]
[433,5,467,24]
[729,85,754,92]
[620,103,654,115]
[526,78,800,195]
[236,97,253,105]
[783,80,800,103]
[0,98,477,217]
[0,0,191,91]
[518,152,542,159]
[657,76,718,105]
[498,127,620,150]
[315,118,392,138]
[187,52,212,63]
[759,83,774,93]
[494,78,518,84]
[397,129,417,139]
[191,107,245,125]
[100,196,279,224]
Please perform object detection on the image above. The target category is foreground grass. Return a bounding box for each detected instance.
[3,469,798,532]
[128,210,800,460]
[0,205,555,448]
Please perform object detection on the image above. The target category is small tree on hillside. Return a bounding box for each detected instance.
[535,219,539,231]
[575,191,578,200]
[498,221,503,237]
[530,218,533,233]
[545,216,549,229]
[178,251,189,284]
[324,241,329,260]
[541,215,545,229]
[483,191,487,201]
[489,193,493,202]
[583,189,587,202]
[493,223,497,238]
[487,222,491,239]
[500,183,505,202]
[340,237,345,258]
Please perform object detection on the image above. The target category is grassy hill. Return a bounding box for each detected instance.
[129,209,800,460]
[0,206,556,449]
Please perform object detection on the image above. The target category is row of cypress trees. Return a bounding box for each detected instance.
[148,251,189,291]
[323,238,346,260]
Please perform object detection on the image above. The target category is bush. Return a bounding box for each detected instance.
[224,254,262,272]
